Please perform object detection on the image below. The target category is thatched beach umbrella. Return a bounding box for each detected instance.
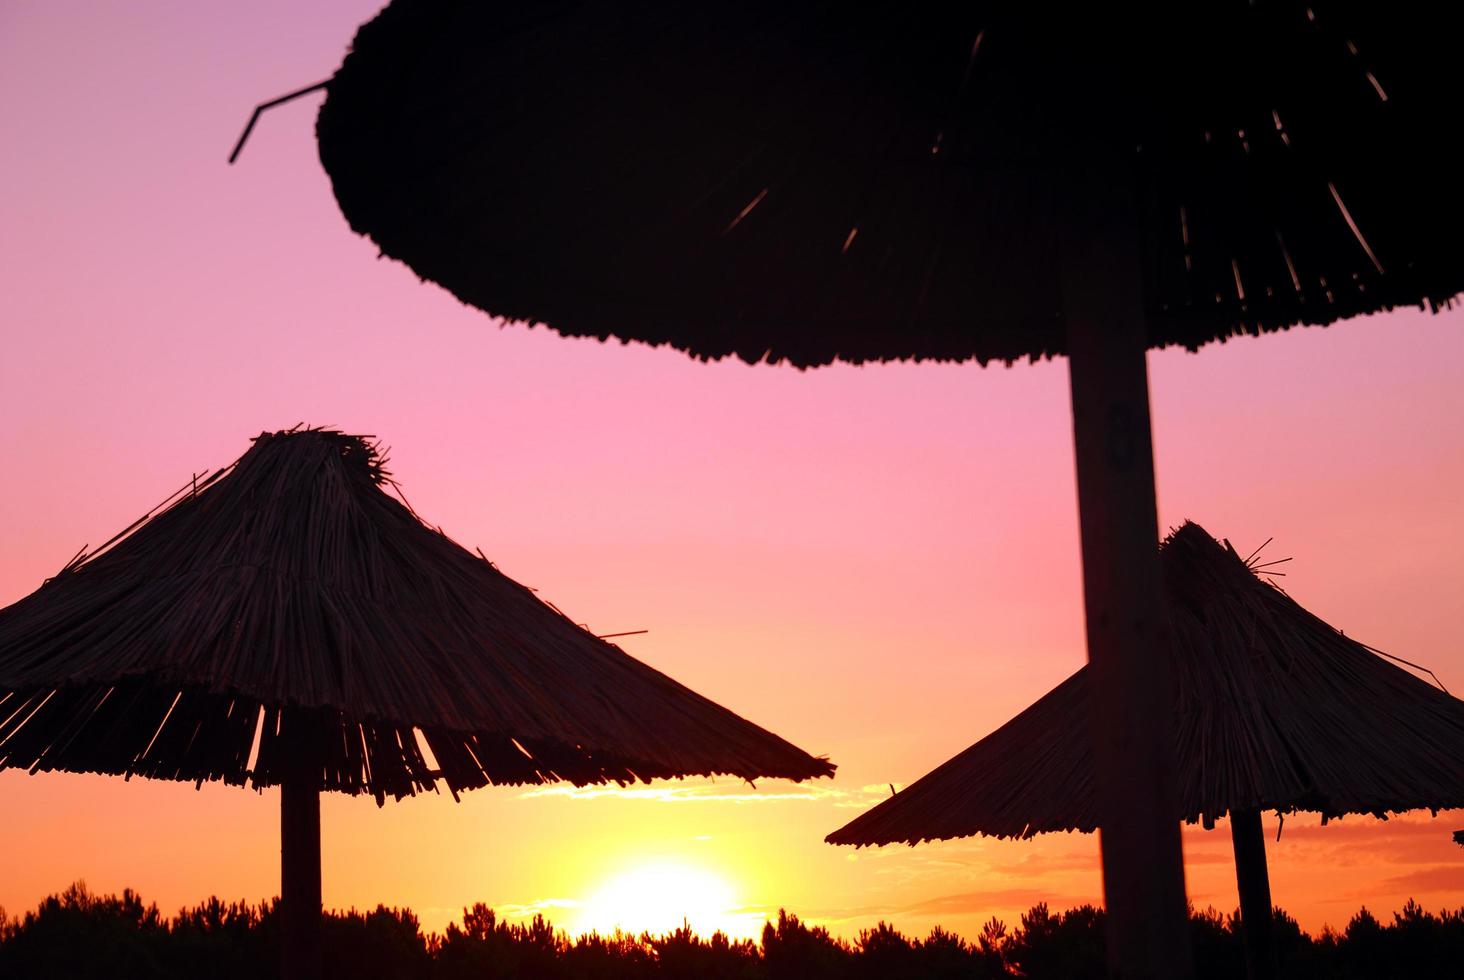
[828,522,1464,978]
[308,4,1464,974]
[0,428,834,980]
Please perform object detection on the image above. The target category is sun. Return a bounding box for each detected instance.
[573,862,758,940]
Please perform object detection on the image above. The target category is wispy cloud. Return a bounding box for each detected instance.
[1378,865,1464,895]
[1266,814,1457,843]
[517,781,897,807]
[800,887,1093,926]
[831,784,908,810]
[985,849,1098,877]
[903,888,1093,918]
[494,897,583,920]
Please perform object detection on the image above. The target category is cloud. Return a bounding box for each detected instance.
[517,781,853,804]
[985,850,1099,877]
[494,897,583,920]
[1378,865,1464,895]
[1254,812,1462,844]
[902,888,1093,918]
[518,780,898,808]
[831,784,908,810]
[1317,832,1461,868]
[802,888,1095,926]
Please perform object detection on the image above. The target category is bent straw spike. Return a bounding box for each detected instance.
[228,81,330,164]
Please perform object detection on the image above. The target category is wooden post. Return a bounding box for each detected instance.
[281,779,322,980]
[1230,808,1277,980]
[1061,170,1193,978]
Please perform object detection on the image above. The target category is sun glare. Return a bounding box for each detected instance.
[573,862,758,940]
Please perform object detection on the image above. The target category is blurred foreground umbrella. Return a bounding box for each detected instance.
[310,4,1464,974]
[0,428,833,980]
[828,522,1464,979]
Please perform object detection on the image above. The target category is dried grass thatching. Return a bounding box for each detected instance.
[316,2,1464,367]
[0,429,834,802]
[827,522,1464,846]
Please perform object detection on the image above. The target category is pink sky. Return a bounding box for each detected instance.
[2,1,1463,940]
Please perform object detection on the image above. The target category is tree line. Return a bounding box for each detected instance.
[2,882,1461,978]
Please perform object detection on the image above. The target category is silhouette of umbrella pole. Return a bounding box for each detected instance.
[309,5,1464,975]
[0,429,834,980]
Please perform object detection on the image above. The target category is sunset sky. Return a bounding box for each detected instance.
[3,1,1463,942]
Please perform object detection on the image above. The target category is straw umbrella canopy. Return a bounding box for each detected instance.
[827,522,1464,976]
[315,2,1464,363]
[308,4,1464,974]
[0,427,833,979]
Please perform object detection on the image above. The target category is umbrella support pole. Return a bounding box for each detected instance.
[1230,808,1277,980]
[281,779,322,980]
[1061,181,1192,978]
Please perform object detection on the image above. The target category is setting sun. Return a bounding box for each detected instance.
[573,862,758,940]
